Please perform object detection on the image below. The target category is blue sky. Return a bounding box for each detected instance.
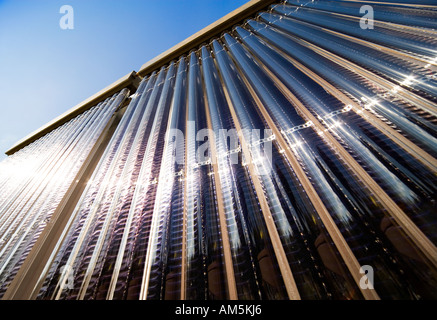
[0,0,248,161]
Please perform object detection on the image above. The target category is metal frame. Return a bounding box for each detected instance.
[5,72,140,156]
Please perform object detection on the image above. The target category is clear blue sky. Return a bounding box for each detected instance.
[0,0,248,161]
